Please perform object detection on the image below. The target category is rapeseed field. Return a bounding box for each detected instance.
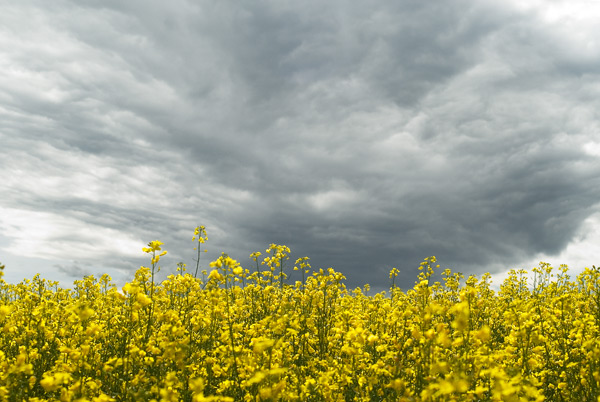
[0,226,599,401]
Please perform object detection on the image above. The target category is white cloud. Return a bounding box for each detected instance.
[307,187,362,212]
[0,206,143,260]
[507,0,600,53]
[490,210,600,287]
[584,141,600,157]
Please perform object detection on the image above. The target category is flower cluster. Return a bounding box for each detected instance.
[0,232,599,401]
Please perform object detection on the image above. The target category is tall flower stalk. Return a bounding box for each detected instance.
[192,225,208,278]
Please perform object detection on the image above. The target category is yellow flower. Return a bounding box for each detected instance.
[474,325,490,342]
[208,270,223,281]
[135,293,152,307]
[0,305,11,320]
[40,376,58,392]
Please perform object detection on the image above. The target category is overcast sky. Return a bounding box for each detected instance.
[1,0,600,291]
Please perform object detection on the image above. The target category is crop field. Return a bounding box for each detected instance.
[0,227,599,401]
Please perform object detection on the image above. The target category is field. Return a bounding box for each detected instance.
[0,227,599,401]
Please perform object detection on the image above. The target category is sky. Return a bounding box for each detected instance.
[1,0,600,291]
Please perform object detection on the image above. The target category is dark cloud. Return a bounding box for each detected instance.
[55,262,92,278]
[1,0,599,290]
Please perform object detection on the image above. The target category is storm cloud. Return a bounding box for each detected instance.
[1,0,599,290]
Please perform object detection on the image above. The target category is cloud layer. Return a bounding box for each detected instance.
[1,0,599,289]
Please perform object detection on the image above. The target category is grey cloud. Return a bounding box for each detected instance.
[54,262,92,278]
[1,0,599,290]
